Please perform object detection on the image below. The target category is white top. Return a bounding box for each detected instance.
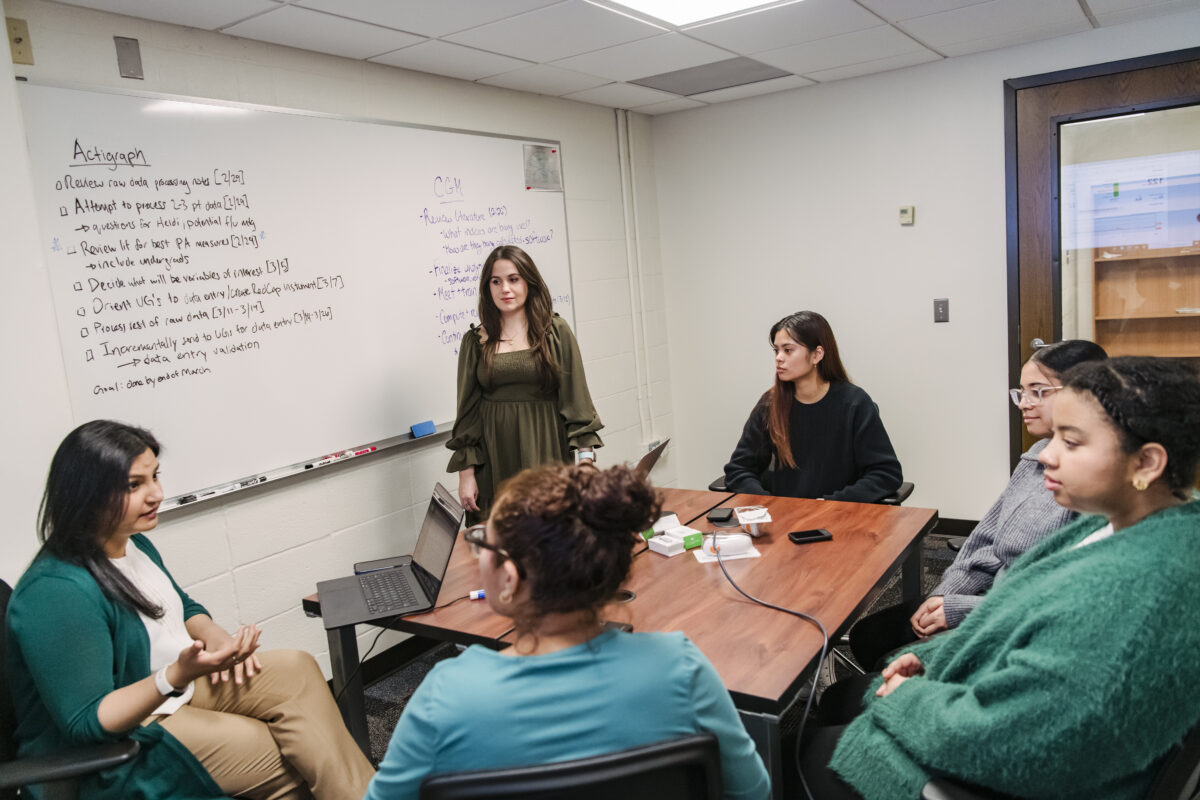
[1074,521,1116,549]
[110,543,195,713]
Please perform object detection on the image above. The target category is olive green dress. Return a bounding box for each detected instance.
[447,314,603,523]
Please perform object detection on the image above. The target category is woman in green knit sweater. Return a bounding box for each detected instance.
[5,421,373,799]
[800,356,1200,800]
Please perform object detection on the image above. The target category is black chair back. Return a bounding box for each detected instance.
[1147,722,1200,800]
[419,733,722,800]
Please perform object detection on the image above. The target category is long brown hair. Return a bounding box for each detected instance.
[477,245,559,393]
[766,311,850,468]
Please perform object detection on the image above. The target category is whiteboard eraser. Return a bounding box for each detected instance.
[411,420,436,438]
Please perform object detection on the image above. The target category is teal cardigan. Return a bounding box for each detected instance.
[830,500,1200,800]
[6,534,227,800]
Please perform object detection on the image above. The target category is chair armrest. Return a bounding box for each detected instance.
[921,777,1013,800]
[0,740,140,790]
[880,481,914,506]
[707,475,727,492]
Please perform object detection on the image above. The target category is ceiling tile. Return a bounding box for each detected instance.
[223,5,425,59]
[933,17,1092,56]
[804,48,940,81]
[370,40,532,80]
[478,64,612,95]
[563,82,679,107]
[854,0,992,22]
[631,97,708,114]
[683,0,882,53]
[293,0,560,38]
[754,25,924,75]
[551,33,733,82]
[53,0,277,29]
[444,0,665,63]
[1088,0,1200,27]
[687,73,814,102]
[896,0,1088,50]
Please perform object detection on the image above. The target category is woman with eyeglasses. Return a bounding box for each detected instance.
[801,356,1200,799]
[364,463,770,800]
[842,340,1107,671]
[723,311,903,503]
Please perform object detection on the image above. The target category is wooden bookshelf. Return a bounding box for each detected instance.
[1092,244,1200,359]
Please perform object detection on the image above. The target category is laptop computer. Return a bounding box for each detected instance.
[316,482,464,630]
[634,438,669,478]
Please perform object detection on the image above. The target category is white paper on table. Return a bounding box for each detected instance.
[693,546,761,563]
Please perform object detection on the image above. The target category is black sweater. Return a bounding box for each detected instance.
[723,382,902,503]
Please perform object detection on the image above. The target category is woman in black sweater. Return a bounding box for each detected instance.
[723,310,902,503]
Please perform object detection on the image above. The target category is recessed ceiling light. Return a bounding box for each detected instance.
[602,0,802,27]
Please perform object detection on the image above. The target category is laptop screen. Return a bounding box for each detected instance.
[411,484,463,595]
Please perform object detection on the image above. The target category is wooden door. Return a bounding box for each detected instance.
[1005,49,1200,465]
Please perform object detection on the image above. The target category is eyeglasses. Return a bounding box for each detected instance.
[463,524,513,562]
[1009,386,1062,406]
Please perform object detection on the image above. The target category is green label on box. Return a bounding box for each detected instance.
[683,532,703,550]
[641,529,654,541]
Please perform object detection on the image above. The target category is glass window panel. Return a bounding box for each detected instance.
[1059,105,1200,360]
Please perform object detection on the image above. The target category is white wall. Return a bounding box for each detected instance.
[0,0,672,674]
[650,11,1200,521]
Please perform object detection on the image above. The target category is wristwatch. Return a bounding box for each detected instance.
[155,665,185,698]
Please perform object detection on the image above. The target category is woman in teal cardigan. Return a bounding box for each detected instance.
[5,421,373,799]
[800,356,1200,800]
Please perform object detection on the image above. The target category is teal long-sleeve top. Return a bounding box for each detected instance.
[364,629,771,800]
[830,500,1200,800]
[5,534,226,800]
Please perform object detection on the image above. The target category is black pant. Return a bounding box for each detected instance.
[793,673,881,800]
[847,599,921,670]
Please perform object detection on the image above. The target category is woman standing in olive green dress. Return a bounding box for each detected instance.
[447,245,603,523]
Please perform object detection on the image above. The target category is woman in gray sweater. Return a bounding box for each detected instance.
[847,339,1106,669]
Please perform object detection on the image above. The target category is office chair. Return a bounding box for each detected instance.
[921,719,1200,800]
[0,580,140,800]
[418,733,722,800]
[707,473,915,506]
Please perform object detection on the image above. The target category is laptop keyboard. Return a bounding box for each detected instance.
[359,570,418,614]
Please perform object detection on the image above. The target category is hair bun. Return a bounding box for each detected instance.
[574,464,659,539]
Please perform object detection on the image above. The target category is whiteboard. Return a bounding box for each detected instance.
[17,83,574,503]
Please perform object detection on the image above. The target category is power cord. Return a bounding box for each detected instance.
[332,594,471,703]
[712,538,828,800]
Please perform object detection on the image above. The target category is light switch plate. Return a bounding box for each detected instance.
[899,205,915,225]
[934,298,949,323]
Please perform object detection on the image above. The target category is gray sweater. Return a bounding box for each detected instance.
[933,439,1076,627]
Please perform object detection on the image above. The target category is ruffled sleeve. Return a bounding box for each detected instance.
[547,315,603,450]
[446,326,486,472]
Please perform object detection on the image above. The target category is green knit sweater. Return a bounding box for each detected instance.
[6,534,227,800]
[830,500,1200,800]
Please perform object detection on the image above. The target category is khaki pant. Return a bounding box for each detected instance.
[157,649,374,800]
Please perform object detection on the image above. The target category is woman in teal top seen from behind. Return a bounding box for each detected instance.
[797,357,1200,799]
[365,462,771,800]
[5,420,373,800]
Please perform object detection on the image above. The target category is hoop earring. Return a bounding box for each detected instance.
[1132,477,1149,492]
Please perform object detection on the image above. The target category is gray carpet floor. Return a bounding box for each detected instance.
[360,533,960,764]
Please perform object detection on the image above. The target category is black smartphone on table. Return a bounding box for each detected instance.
[788,528,832,544]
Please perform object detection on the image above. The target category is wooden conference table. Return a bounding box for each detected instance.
[306,487,937,797]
